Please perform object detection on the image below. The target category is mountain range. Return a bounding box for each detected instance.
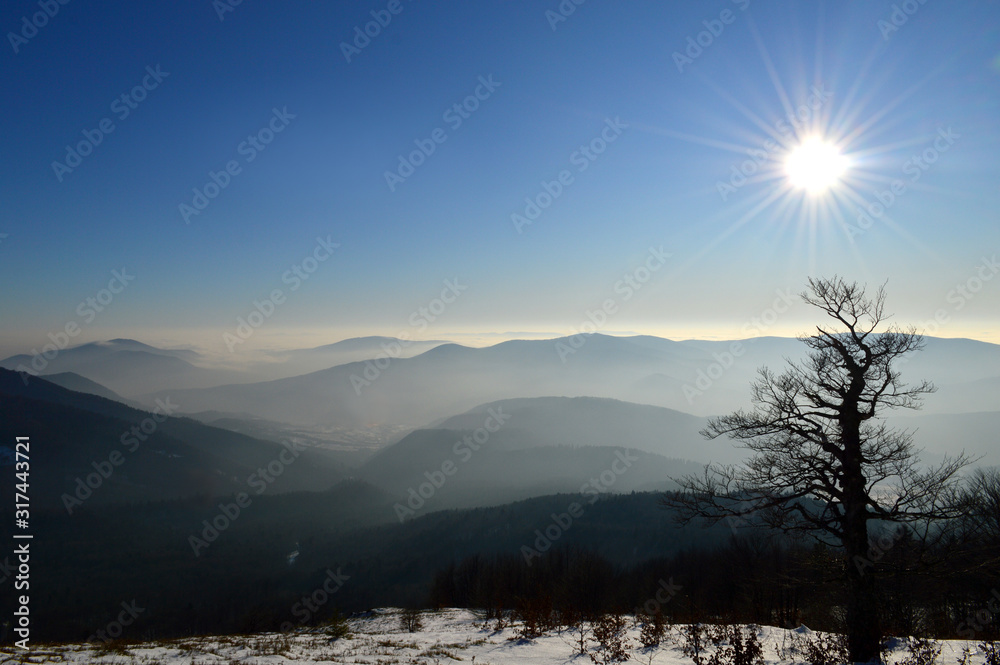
[128,335,995,427]
[2,333,996,517]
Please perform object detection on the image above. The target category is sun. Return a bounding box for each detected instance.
[784,137,849,194]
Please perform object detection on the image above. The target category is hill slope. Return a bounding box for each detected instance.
[355,396,714,513]
[0,369,348,510]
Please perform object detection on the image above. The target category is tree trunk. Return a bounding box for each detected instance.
[844,536,881,663]
[841,407,881,664]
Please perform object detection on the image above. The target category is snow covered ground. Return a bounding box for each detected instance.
[1,608,993,664]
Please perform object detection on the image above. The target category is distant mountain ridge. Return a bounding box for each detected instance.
[0,338,240,395]
[253,336,450,380]
[0,369,348,511]
[149,334,1000,430]
[0,336,453,396]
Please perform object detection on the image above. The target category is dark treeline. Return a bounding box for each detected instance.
[1,474,997,645]
[0,489,729,643]
[430,508,1000,641]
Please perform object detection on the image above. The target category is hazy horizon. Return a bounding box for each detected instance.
[4,327,1000,366]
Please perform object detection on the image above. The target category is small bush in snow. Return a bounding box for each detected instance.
[636,608,669,648]
[322,610,351,641]
[560,606,593,655]
[480,603,511,632]
[399,608,423,633]
[897,636,941,665]
[981,640,1000,665]
[590,612,632,665]
[512,596,558,640]
[682,622,709,665]
[794,630,850,665]
[705,624,764,665]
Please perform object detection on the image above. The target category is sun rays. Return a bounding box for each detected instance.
[642,11,963,278]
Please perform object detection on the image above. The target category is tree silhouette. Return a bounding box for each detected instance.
[666,276,972,663]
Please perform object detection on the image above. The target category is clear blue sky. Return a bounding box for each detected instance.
[2,0,999,356]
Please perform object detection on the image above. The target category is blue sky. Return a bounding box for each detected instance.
[2,0,999,357]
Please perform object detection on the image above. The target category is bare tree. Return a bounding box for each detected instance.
[951,468,1000,570]
[665,277,972,663]
[958,468,1000,545]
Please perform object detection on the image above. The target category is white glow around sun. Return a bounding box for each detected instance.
[784,137,849,194]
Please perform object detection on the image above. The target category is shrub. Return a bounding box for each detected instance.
[898,636,941,665]
[682,622,708,665]
[590,613,632,665]
[637,609,669,649]
[704,624,764,665]
[513,596,558,640]
[794,630,850,665]
[481,602,510,631]
[561,606,592,655]
[323,611,351,641]
[400,608,423,633]
[980,640,1000,665]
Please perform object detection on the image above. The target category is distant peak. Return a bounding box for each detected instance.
[88,338,152,349]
